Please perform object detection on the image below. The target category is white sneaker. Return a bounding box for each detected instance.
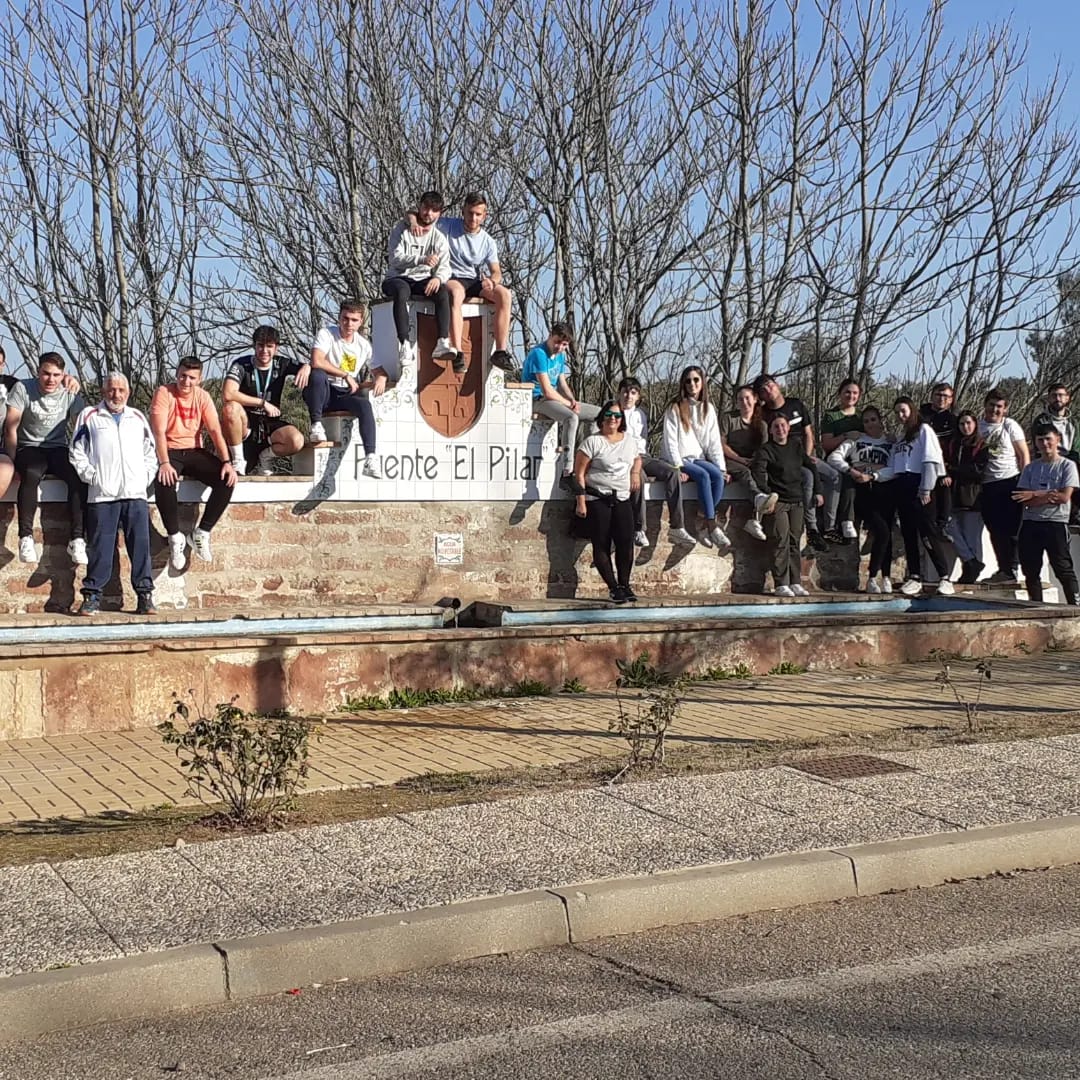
[882,578,893,594]
[189,528,212,562]
[774,585,794,597]
[669,527,696,546]
[308,421,327,444]
[432,337,456,359]
[900,578,922,596]
[168,532,187,571]
[232,457,247,476]
[754,492,779,515]
[866,578,882,594]
[710,525,731,549]
[362,454,382,479]
[841,520,858,540]
[67,537,88,566]
[255,447,276,476]
[937,579,956,596]
[17,536,37,563]
[791,583,809,597]
[743,518,767,541]
[633,530,649,548]
[397,340,411,368]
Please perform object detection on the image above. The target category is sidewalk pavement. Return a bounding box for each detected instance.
[5,733,1080,1041]
[2,654,1079,823]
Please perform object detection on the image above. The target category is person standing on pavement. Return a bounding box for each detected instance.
[69,373,158,615]
[919,383,959,536]
[978,388,1030,584]
[1012,424,1079,606]
[751,414,821,598]
[944,411,988,585]
[819,378,865,541]
[1032,384,1079,526]
[891,397,954,596]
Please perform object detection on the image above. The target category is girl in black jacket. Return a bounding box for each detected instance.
[944,410,988,584]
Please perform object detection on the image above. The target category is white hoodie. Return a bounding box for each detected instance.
[70,402,157,503]
[890,424,945,496]
[660,401,726,470]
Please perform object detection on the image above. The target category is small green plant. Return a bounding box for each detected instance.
[158,694,315,825]
[768,661,807,676]
[343,681,552,711]
[610,652,683,781]
[562,677,587,694]
[934,659,992,733]
[615,651,677,689]
[697,662,754,681]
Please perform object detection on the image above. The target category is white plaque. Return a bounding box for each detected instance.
[435,532,464,566]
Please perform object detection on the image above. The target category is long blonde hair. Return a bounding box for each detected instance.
[669,365,711,432]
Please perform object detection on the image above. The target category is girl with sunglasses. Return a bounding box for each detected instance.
[660,366,730,549]
[572,399,643,603]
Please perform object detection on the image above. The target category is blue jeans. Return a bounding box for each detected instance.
[681,458,725,519]
[83,498,153,597]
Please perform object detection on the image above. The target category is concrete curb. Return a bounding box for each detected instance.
[4,814,1080,1043]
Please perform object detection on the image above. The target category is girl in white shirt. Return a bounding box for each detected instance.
[892,397,954,596]
[659,366,730,549]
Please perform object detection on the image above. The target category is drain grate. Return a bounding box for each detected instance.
[790,754,916,780]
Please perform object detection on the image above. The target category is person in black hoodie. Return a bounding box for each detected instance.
[944,410,988,584]
[751,415,822,598]
[920,382,958,534]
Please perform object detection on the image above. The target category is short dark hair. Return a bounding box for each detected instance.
[751,373,775,397]
[598,399,627,433]
[1033,423,1060,439]
[1047,383,1069,395]
[984,387,1008,405]
[418,190,444,211]
[618,376,642,395]
[549,322,574,344]
[38,352,65,371]
[931,382,955,395]
[861,405,881,422]
[252,325,279,347]
[177,355,203,373]
[339,298,366,318]
[462,192,487,210]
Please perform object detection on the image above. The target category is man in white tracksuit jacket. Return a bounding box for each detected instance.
[69,372,158,615]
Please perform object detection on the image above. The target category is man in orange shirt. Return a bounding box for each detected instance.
[150,355,237,569]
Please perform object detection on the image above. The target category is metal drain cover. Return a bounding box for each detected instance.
[790,755,916,780]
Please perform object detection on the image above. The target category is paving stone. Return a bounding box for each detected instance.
[0,863,120,977]
[55,849,266,954]
[178,832,374,932]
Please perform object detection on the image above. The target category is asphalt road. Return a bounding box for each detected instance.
[5,864,1080,1079]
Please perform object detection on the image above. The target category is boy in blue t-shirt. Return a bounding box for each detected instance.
[522,322,600,476]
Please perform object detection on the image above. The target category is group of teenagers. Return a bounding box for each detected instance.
[568,363,1080,606]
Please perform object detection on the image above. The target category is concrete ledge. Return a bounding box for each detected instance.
[0,944,225,1043]
[841,815,1080,896]
[550,850,857,943]
[217,889,569,1001]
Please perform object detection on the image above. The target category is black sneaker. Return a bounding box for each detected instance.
[986,570,1017,585]
[807,530,829,552]
[135,593,157,616]
[76,593,101,616]
[823,528,846,545]
[609,585,630,604]
[622,586,639,602]
[452,352,467,375]
[490,349,515,372]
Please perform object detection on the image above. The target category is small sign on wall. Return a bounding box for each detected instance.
[434,532,464,566]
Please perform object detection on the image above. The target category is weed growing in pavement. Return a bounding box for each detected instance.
[610,652,683,781]
[561,678,587,694]
[158,695,315,826]
[934,659,992,734]
[343,682,552,711]
[768,661,807,676]
[696,662,754,681]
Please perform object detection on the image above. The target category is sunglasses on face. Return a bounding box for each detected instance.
[602,411,623,419]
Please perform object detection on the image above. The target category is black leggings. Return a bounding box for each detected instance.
[893,472,951,580]
[154,448,234,536]
[981,476,1021,574]
[855,482,894,579]
[586,497,635,592]
[14,445,87,539]
[381,277,450,341]
[1018,520,1079,604]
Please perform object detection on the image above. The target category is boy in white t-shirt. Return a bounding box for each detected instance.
[303,299,387,479]
[977,388,1030,584]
